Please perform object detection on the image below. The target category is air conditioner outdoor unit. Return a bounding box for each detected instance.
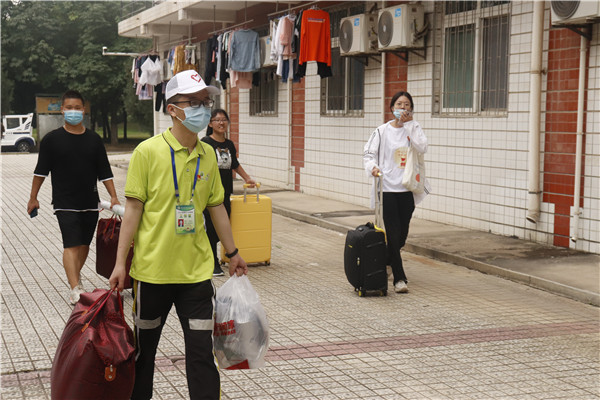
[377,4,425,50]
[551,0,600,25]
[339,13,377,56]
[259,36,276,67]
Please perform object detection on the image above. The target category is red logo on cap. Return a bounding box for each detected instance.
[191,73,201,83]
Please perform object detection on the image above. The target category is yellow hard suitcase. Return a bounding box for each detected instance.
[221,184,272,265]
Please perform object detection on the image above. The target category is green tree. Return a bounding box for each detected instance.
[1,1,150,143]
[1,67,14,115]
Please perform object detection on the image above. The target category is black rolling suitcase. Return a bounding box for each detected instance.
[344,177,387,296]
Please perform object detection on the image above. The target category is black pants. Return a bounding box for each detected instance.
[204,196,231,268]
[131,280,219,400]
[382,192,415,285]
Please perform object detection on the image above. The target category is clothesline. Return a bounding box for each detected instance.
[160,36,198,49]
[102,46,157,58]
[267,1,321,18]
[208,19,254,36]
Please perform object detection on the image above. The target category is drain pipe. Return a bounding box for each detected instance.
[571,28,589,242]
[526,1,545,224]
[381,0,387,124]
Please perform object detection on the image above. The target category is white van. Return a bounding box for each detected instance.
[1,113,35,152]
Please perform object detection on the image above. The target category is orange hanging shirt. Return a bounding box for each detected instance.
[299,9,331,66]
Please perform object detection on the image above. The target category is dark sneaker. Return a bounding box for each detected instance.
[213,264,225,277]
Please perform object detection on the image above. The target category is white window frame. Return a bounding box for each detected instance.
[438,1,510,116]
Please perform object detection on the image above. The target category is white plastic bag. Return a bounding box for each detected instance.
[214,275,269,369]
[402,142,426,194]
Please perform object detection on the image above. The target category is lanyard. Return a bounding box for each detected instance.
[170,147,201,204]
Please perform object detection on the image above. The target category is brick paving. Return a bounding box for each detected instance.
[1,153,599,399]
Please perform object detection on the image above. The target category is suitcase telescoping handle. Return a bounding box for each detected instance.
[375,174,383,229]
[242,182,261,203]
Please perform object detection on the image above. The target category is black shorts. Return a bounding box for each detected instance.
[55,211,99,248]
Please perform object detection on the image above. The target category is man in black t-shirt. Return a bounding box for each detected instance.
[27,90,120,305]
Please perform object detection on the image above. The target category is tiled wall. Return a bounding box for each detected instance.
[153,2,598,253]
[580,25,600,254]
[230,2,598,253]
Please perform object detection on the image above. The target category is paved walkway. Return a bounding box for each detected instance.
[1,152,599,399]
[258,185,600,307]
[112,152,600,307]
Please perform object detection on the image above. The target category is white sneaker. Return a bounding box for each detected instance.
[394,281,408,293]
[69,286,83,305]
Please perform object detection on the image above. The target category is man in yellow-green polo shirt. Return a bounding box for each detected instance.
[110,69,248,400]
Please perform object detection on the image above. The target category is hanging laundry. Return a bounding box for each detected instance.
[173,45,185,75]
[184,45,196,64]
[154,82,166,112]
[279,15,295,58]
[215,34,223,84]
[299,9,332,79]
[218,32,230,85]
[229,29,261,73]
[163,57,173,81]
[167,48,175,77]
[230,71,253,89]
[205,35,219,84]
[136,82,153,100]
[138,55,163,86]
[271,15,296,81]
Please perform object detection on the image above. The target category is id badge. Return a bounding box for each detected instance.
[175,204,196,235]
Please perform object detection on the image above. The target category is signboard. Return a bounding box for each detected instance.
[36,95,91,114]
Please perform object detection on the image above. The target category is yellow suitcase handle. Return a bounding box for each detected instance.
[242,182,261,202]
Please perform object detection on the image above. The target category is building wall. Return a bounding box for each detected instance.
[581,25,600,253]
[149,1,598,254]
[231,2,598,253]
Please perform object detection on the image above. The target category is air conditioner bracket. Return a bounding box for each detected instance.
[551,23,592,41]
[341,53,382,66]
[379,47,426,62]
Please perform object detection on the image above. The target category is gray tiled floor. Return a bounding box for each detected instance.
[1,153,599,399]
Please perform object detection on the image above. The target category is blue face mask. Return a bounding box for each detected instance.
[64,110,84,125]
[174,105,211,133]
[393,109,406,120]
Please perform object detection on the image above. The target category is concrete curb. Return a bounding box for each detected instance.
[403,243,600,307]
[272,205,600,307]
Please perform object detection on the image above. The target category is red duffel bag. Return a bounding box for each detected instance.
[51,288,135,400]
[96,216,134,289]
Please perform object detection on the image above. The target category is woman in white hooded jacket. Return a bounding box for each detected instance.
[363,91,428,293]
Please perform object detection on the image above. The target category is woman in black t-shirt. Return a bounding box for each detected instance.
[202,109,256,276]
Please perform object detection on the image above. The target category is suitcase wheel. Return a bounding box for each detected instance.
[265,261,270,266]
[358,290,364,297]
[380,290,387,296]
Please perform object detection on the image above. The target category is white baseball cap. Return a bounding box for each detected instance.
[165,70,220,102]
